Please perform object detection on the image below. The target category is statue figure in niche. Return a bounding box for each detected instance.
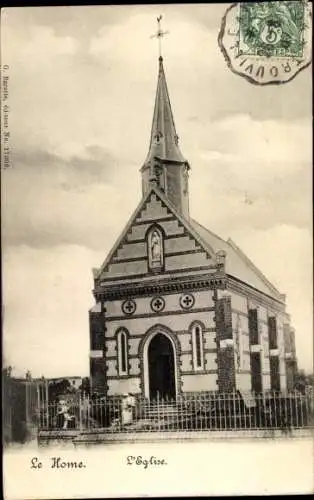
[151,231,162,262]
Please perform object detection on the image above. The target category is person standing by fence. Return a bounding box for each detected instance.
[121,393,136,426]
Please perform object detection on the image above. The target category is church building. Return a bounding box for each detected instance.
[89,52,298,399]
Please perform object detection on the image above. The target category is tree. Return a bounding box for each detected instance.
[294,370,314,393]
[48,379,73,401]
[2,366,12,378]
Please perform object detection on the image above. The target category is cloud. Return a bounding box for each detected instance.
[2,23,79,68]
[190,114,312,167]
[2,145,140,249]
[12,145,119,186]
[1,5,135,39]
[90,13,217,69]
[212,115,311,165]
[189,114,311,234]
[2,244,104,377]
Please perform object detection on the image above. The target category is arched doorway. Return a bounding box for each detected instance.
[147,333,176,400]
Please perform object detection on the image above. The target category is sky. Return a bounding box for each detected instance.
[1,4,312,377]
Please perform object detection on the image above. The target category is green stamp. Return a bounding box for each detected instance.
[239,1,305,58]
[218,1,312,85]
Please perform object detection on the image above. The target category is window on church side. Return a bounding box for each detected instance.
[268,316,278,350]
[192,324,204,371]
[248,309,259,345]
[117,329,128,376]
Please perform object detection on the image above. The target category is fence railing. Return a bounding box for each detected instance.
[38,390,314,434]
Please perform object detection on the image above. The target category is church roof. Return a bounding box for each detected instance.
[94,185,217,281]
[190,218,283,300]
[144,56,187,165]
[95,183,283,302]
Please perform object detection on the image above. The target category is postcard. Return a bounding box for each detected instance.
[2,3,313,498]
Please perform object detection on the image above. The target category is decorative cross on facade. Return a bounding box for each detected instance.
[122,300,136,315]
[180,294,195,309]
[150,15,169,58]
[151,296,165,312]
[183,296,193,307]
[154,298,163,309]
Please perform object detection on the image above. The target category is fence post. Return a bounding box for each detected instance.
[25,378,32,439]
[45,379,49,429]
[37,382,41,429]
[79,394,81,432]
[87,394,90,429]
[157,392,160,431]
[232,391,236,430]
[25,379,29,433]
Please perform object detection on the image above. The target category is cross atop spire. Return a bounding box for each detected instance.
[150,15,169,59]
[141,18,190,219]
[144,16,184,168]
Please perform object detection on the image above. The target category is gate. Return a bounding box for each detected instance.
[3,372,46,445]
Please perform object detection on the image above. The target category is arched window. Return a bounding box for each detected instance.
[147,226,164,271]
[117,329,128,376]
[191,323,204,371]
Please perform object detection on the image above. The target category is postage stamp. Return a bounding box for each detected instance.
[218,1,312,85]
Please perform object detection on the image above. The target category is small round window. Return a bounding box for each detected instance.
[122,299,136,315]
[180,294,195,310]
[150,296,165,313]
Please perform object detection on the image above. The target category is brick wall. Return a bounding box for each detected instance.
[216,295,236,392]
[90,358,106,394]
[289,328,297,362]
[217,347,236,392]
[248,308,263,392]
[89,308,106,393]
[251,353,262,393]
[90,308,105,350]
[285,360,297,391]
[216,295,233,340]
[270,356,280,391]
[248,308,259,345]
[268,316,278,350]
[283,324,298,389]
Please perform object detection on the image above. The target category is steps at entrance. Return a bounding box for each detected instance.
[143,403,182,420]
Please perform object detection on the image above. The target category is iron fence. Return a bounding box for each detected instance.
[38,390,314,434]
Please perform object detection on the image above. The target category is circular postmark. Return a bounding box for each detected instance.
[218,1,312,85]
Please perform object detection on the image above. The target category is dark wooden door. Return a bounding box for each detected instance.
[148,333,175,400]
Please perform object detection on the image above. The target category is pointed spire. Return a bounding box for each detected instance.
[144,56,186,165]
[141,24,190,218]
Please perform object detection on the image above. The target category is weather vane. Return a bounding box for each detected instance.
[150,15,169,58]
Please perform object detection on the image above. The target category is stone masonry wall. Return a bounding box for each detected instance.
[215,294,236,392]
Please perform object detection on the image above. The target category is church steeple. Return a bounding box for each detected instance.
[145,56,186,166]
[141,17,190,219]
